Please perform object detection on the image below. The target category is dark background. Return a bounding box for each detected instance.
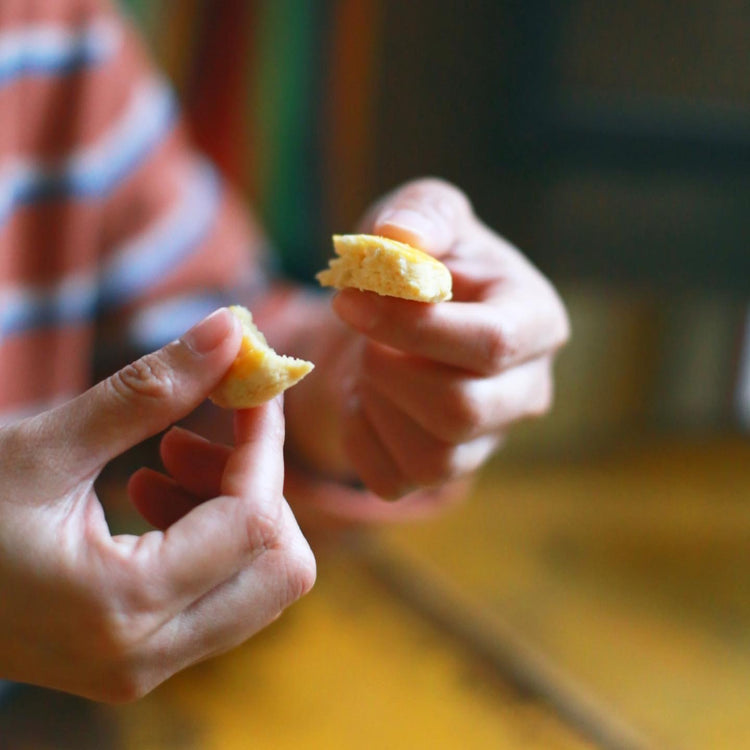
[372,0,750,292]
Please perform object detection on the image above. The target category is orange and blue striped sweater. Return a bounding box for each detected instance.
[0,0,269,422]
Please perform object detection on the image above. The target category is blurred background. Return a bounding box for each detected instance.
[125,0,750,452]
[3,1,748,749]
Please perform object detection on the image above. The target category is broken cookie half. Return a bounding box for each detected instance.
[316,234,452,303]
[209,306,314,409]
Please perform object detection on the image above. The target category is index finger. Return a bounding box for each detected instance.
[222,397,286,498]
[332,284,569,375]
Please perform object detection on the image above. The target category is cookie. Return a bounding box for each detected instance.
[209,306,314,408]
[316,234,452,303]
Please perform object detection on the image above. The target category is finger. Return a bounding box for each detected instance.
[333,283,567,374]
[128,468,201,530]
[221,398,285,499]
[343,395,414,500]
[360,177,473,257]
[159,427,231,499]
[136,400,290,607]
[362,344,554,444]
[154,498,315,670]
[358,384,503,487]
[41,308,241,477]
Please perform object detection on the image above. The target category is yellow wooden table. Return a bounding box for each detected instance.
[1,435,746,749]
[378,435,750,750]
[0,545,589,749]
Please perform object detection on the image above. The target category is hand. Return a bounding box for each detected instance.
[0,309,315,702]
[286,178,569,505]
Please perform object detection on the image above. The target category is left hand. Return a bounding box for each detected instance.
[286,178,570,502]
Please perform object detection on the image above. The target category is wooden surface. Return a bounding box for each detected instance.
[1,435,747,749]
[0,545,590,750]
[379,435,750,749]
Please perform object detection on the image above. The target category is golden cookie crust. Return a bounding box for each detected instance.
[316,234,452,303]
[209,306,314,408]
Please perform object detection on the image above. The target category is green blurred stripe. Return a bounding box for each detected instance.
[254,0,318,278]
[118,0,162,40]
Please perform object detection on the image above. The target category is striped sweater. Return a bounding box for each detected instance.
[0,0,268,423]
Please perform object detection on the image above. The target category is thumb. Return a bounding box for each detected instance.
[44,308,241,477]
[362,177,473,257]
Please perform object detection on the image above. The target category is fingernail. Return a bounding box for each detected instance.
[182,308,234,355]
[376,208,436,243]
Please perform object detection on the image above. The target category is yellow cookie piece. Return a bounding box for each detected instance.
[316,234,452,303]
[209,306,314,408]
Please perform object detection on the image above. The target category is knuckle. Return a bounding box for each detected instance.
[84,608,158,703]
[527,376,554,418]
[87,607,138,660]
[97,666,151,705]
[497,315,523,365]
[438,384,483,443]
[109,355,176,404]
[555,300,572,349]
[483,318,519,372]
[84,588,155,663]
[243,505,284,557]
[284,545,317,603]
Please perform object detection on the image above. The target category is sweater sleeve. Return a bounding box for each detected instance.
[89,0,272,362]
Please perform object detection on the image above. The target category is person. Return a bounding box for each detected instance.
[0,0,569,702]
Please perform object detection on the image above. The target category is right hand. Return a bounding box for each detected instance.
[0,309,315,702]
